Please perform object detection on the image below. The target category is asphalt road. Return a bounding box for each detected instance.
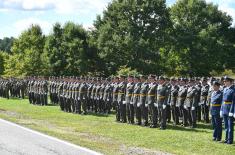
[0,119,102,155]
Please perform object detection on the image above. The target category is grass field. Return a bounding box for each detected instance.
[0,98,234,155]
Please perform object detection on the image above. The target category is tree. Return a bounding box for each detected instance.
[45,22,100,76]
[4,25,46,76]
[166,0,233,76]
[93,0,171,75]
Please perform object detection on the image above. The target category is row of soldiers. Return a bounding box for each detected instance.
[0,78,27,99]
[28,78,48,105]
[46,75,226,130]
[48,76,115,114]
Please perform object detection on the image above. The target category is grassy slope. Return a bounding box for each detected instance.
[0,98,234,155]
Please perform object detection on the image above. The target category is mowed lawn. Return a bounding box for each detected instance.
[0,98,234,155]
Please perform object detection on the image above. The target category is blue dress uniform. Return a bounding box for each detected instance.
[220,85,235,144]
[210,89,223,141]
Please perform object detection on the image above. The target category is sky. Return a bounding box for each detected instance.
[0,0,235,39]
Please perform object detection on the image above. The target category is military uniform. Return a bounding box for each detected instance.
[157,79,168,129]
[210,81,223,141]
[147,79,158,128]
[185,80,197,128]
[125,79,135,124]
[169,82,179,125]
[220,77,235,144]
[117,79,127,123]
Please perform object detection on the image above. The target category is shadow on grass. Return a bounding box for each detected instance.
[167,124,211,133]
[88,111,110,117]
[46,104,59,107]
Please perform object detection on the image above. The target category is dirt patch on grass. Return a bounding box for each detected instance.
[120,145,173,155]
[0,110,20,118]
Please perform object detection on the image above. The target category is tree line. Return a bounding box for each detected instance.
[0,0,235,77]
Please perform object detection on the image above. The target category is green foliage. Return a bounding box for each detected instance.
[0,51,7,75]
[4,25,46,76]
[0,37,14,53]
[44,22,101,76]
[116,65,140,77]
[166,0,234,76]
[93,0,171,75]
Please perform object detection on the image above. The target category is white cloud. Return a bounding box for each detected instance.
[0,0,110,15]
[13,18,52,36]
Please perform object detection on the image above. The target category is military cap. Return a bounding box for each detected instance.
[158,76,165,80]
[188,78,195,82]
[140,75,147,79]
[148,74,156,79]
[224,76,233,82]
[212,81,221,86]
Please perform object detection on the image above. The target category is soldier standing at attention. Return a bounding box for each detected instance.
[195,78,202,122]
[147,75,158,128]
[169,78,179,125]
[200,77,210,123]
[131,76,141,125]
[137,75,148,126]
[220,76,235,144]
[79,77,88,115]
[117,75,127,123]
[185,78,197,128]
[210,81,223,142]
[125,75,135,124]
[103,78,112,114]
[157,76,168,129]
[177,78,188,126]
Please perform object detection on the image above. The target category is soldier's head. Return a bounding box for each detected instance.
[179,77,186,86]
[119,75,125,82]
[140,75,147,82]
[224,76,234,87]
[127,75,134,83]
[170,77,176,85]
[158,76,165,84]
[134,76,140,83]
[97,77,101,83]
[201,77,207,85]
[113,76,119,82]
[165,77,170,84]
[148,74,155,83]
[212,81,221,91]
[188,78,195,86]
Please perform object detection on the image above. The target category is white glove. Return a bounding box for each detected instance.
[130,102,134,105]
[154,103,158,107]
[220,111,223,118]
[184,105,187,109]
[123,101,126,104]
[145,104,148,107]
[163,105,166,109]
[229,113,233,117]
[192,107,195,110]
[78,97,80,100]
[234,114,235,118]
[83,97,85,100]
[137,102,141,107]
[107,99,109,101]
